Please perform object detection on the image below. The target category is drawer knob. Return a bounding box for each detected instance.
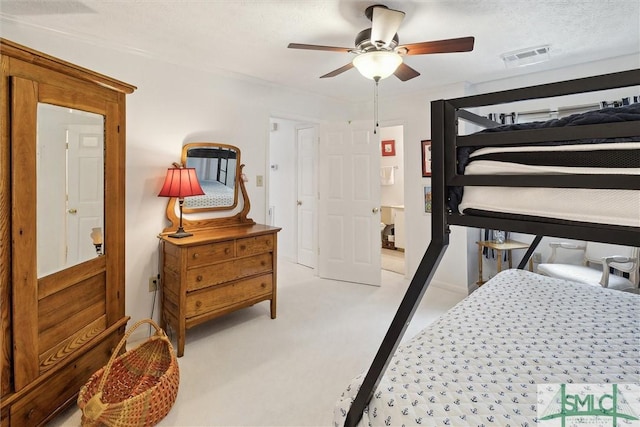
[261,283,266,288]
[196,275,203,282]
[193,253,199,259]
[196,301,202,308]
[261,261,266,266]
[239,245,246,250]
[225,248,230,254]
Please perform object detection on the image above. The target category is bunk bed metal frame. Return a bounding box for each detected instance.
[344,68,640,427]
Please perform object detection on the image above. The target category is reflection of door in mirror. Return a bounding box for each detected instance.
[36,103,104,277]
[183,143,240,212]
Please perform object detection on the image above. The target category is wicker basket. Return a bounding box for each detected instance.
[78,319,180,427]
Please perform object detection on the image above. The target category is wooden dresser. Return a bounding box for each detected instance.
[160,224,280,357]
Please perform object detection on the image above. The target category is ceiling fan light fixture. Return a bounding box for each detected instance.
[352,51,402,80]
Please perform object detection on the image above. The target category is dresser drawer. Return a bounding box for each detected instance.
[186,252,273,291]
[186,274,273,318]
[236,234,275,257]
[186,241,235,267]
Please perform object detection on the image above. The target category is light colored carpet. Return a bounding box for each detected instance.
[50,260,465,427]
[381,248,404,274]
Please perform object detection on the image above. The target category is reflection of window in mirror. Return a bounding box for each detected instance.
[36,103,105,277]
[183,144,240,211]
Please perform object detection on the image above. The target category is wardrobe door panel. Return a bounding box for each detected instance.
[11,76,39,390]
[11,75,114,391]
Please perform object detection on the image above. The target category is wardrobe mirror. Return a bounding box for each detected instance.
[37,103,105,277]
[182,142,240,212]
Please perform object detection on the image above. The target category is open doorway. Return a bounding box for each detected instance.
[268,118,404,277]
[379,125,405,275]
[268,117,318,268]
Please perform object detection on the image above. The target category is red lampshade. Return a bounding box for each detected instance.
[158,167,205,198]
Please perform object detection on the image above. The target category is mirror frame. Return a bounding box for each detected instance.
[163,142,255,233]
[181,142,240,213]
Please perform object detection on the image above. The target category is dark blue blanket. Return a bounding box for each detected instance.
[450,103,640,212]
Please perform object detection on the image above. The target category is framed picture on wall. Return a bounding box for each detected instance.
[421,139,432,177]
[381,139,396,156]
[424,186,432,213]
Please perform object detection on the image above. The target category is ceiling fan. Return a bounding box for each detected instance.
[288,4,475,82]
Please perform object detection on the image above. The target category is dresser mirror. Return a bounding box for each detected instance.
[163,142,253,233]
[37,103,105,277]
[182,142,239,213]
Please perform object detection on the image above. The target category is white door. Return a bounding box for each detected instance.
[297,126,317,268]
[318,121,381,286]
[67,125,104,263]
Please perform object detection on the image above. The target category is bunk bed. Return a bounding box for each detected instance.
[335,69,640,427]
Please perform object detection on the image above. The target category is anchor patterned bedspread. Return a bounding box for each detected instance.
[334,269,640,426]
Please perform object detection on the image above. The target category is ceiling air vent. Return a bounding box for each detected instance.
[501,45,551,68]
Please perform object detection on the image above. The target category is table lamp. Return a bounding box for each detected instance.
[158,166,205,238]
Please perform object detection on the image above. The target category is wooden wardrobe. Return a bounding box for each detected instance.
[0,39,135,426]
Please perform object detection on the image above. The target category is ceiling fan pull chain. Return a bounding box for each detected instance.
[373,79,379,134]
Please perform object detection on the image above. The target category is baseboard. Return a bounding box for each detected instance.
[429,279,469,297]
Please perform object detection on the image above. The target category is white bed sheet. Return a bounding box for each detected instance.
[334,269,640,427]
[458,143,640,227]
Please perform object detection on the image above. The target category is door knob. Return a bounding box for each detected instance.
[297,200,302,206]
[68,208,77,214]
[372,207,379,213]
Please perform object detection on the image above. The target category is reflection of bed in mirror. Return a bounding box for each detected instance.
[183,142,239,211]
[186,180,234,208]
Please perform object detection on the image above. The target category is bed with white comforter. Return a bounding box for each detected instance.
[334,269,640,426]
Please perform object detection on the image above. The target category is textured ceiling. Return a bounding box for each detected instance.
[1,0,639,102]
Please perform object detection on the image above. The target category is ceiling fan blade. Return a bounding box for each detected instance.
[393,63,420,81]
[402,36,475,55]
[320,63,354,78]
[371,6,405,47]
[288,43,351,53]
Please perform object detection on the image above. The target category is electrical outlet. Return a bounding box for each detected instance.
[148,276,158,292]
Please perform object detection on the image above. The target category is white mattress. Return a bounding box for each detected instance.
[184,180,234,208]
[458,143,640,227]
[334,269,640,427]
